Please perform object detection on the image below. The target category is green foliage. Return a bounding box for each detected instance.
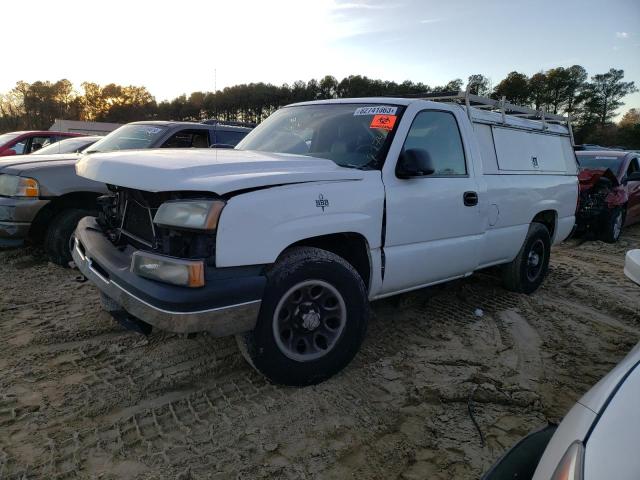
[492,71,530,105]
[0,68,637,149]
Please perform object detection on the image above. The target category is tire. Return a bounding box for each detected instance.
[44,208,94,266]
[236,246,369,386]
[502,222,551,294]
[600,207,624,244]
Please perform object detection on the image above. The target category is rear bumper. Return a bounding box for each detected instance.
[72,216,266,336]
[0,196,49,245]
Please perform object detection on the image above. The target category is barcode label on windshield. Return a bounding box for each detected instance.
[354,106,397,116]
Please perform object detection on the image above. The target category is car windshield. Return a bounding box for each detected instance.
[0,133,21,146]
[236,103,404,169]
[85,125,167,153]
[33,137,97,155]
[577,155,625,174]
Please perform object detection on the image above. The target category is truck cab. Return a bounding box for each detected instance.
[72,95,578,386]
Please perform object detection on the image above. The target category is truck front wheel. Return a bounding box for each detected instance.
[236,246,369,386]
[502,222,551,294]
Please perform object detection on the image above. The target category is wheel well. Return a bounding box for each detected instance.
[29,191,101,243]
[288,233,371,290]
[531,210,557,240]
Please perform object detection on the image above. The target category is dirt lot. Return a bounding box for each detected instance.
[1,225,639,480]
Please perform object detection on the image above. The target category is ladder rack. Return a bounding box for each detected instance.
[423,88,575,145]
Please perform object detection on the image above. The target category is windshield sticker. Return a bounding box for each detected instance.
[144,127,162,135]
[354,106,397,116]
[370,114,397,130]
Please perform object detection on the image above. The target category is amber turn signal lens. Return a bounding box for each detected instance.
[22,178,39,197]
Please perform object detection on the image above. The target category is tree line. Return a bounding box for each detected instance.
[0,67,637,147]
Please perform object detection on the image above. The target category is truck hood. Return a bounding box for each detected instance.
[578,168,620,192]
[76,149,365,194]
[0,153,81,172]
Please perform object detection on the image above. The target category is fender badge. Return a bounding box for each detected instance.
[315,194,329,212]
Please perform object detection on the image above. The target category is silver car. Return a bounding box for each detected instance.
[484,342,640,480]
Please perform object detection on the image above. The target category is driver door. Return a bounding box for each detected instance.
[381,107,484,295]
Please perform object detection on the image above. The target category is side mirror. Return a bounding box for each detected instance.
[210,143,234,149]
[396,149,435,178]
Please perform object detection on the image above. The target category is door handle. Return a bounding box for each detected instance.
[463,191,478,207]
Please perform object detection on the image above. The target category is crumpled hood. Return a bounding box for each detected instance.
[76,149,364,194]
[578,168,620,192]
[0,153,81,172]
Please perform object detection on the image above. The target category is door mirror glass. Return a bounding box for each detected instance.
[396,148,435,178]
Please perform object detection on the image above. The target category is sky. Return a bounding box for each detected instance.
[1,0,639,114]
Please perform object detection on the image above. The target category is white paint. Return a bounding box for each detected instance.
[76,149,363,194]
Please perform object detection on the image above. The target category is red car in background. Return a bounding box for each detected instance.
[576,150,640,242]
[0,131,84,156]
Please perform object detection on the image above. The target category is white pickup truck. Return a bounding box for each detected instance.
[73,94,578,386]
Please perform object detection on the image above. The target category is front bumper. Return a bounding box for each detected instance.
[72,216,266,336]
[0,196,49,246]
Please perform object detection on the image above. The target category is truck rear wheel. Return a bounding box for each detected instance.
[600,207,624,244]
[44,208,94,267]
[502,222,551,294]
[236,246,369,386]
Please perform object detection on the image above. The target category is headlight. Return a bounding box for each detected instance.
[153,200,225,230]
[0,175,39,197]
[131,251,205,287]
[550,441,584,480]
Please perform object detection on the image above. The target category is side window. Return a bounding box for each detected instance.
[11,140,25,155]
[627,158,639,176]
[402,111,467,176]
[27,135,55,153]
[161,129,210,148]
[215,130,248,147]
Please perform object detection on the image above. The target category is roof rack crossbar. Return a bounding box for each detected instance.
[421,91,574,143]
[422,91,569,122]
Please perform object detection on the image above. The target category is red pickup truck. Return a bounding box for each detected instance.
[0,131,84,156]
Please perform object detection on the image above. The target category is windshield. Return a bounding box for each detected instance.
[33,137,97,155]
[86,125,167,153]
[236,103,404,169]
[0,133,21,146]
[577,155,625,174]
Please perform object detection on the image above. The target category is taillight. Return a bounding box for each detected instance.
[550,441,584,480]
[575,182,580,214]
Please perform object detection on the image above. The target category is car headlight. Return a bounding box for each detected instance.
[131,251,205,287]
[0,175,39,197]
[551,441,584,480]
[153,200,225,231]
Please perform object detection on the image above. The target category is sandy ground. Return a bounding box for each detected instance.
[1,225,639,480]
